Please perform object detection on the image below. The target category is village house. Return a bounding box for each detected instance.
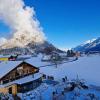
[0,55,10,61]
[0,61,43,95]
[0,55,18,61]
[75,51,81,57]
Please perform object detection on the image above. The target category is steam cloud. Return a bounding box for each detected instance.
[0,0,46,47]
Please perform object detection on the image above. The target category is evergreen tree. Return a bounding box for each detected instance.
[67,50,75,57]
[67,50,71,57]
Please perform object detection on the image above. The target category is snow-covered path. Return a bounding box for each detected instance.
[40,55,100,86]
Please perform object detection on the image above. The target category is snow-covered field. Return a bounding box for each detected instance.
[40,54,100,86]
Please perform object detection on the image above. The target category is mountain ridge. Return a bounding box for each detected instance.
[73,37,100,53]
[0,39,63,55]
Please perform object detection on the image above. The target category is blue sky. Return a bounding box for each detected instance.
[0,0,100,48]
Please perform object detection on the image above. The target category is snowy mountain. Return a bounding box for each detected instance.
[0,36,63,55]
[73,37,100,53]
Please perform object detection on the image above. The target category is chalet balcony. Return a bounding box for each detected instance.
[2,73,42,87]
[2,72,38,84]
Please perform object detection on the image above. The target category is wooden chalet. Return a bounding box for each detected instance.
[0,61,42,95]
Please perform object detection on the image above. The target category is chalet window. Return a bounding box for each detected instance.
[26,69,29,74]
[29,69,33,73]
[15,71,20,77]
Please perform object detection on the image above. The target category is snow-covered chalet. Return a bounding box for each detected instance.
[0,61,43,95]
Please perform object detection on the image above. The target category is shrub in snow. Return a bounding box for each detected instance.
[70,75,88,90]
[42,74,46,79]
[0,93,14,100]
[47,76,54,80]
[85,93,99,100]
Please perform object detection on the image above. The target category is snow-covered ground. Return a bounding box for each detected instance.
[20,54,100,100]
[19,81,100,100]
[0,54,100,100]
[40,55,100,86]
[19,54,100,100]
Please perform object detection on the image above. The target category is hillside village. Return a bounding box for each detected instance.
[0,51,99,99]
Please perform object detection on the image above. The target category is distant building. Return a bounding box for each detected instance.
[75,52,81,57]
[0,61,42,95]
[0,55,18,61]
[42,54,51,61]
[0,55,10,61]
[0,57,8,61]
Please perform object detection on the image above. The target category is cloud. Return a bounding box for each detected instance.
[0,37,7,46]
[0,0,46,47]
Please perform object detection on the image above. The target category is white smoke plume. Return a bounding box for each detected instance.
[0,37,7,46]
[0,0,46,48]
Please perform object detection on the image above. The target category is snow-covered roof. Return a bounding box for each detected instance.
[3,73,42,87]
[42,55,51,60]
[0,61,22,79]
[0,55,11,58]
[0,54,18,58]
[17,55,32,59]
